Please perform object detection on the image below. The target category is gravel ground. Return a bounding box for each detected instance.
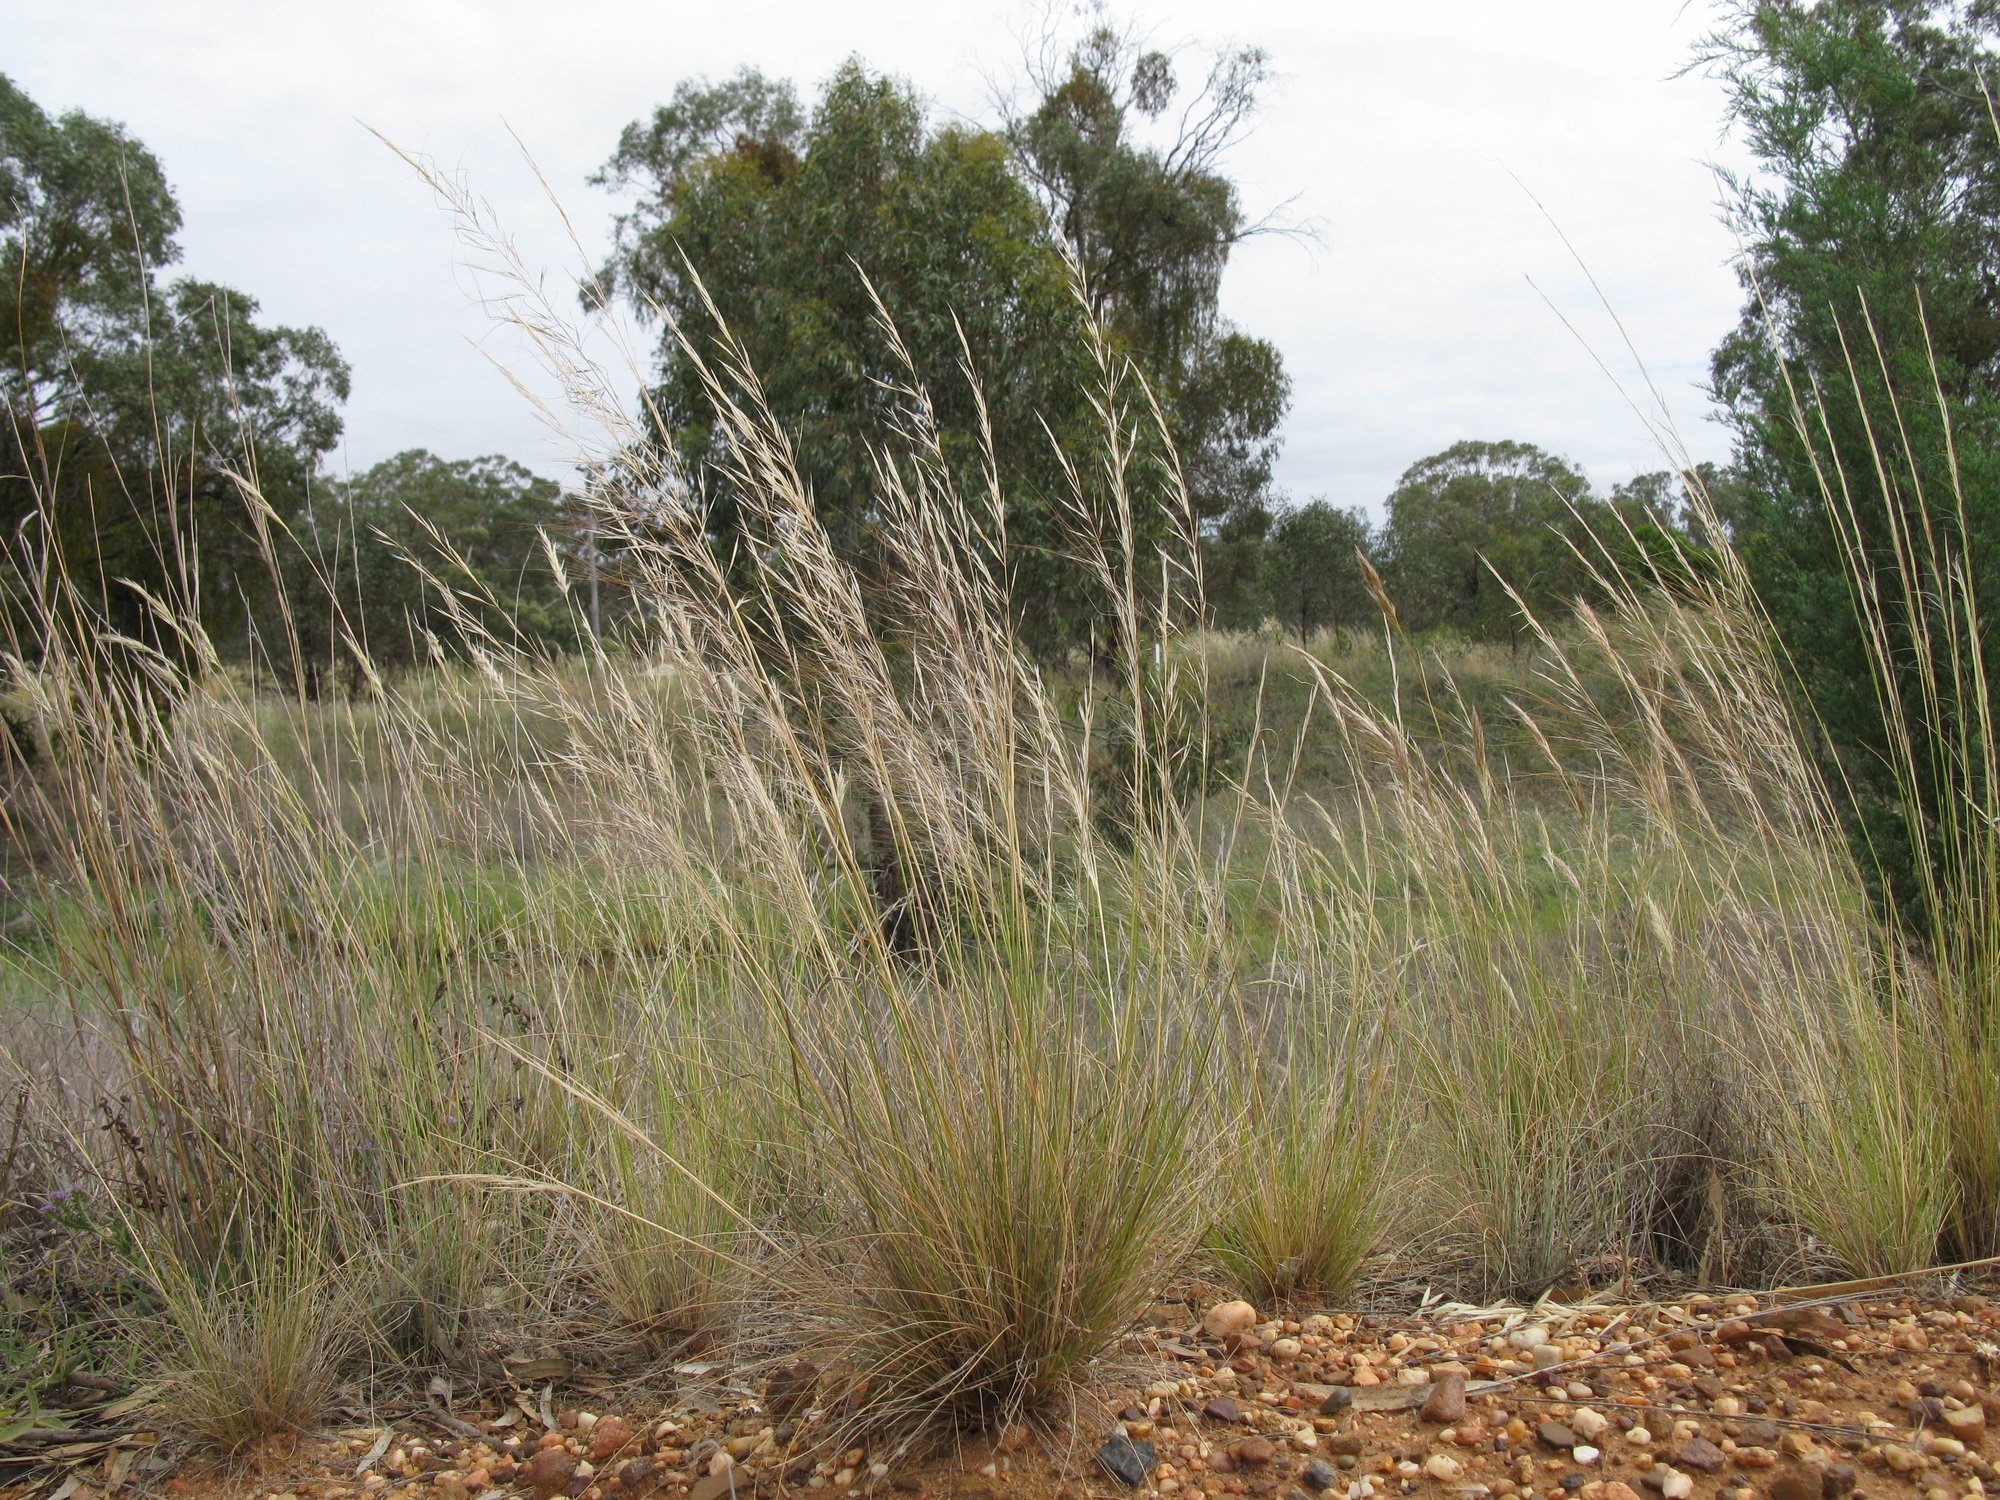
[16,1282,2000,1500]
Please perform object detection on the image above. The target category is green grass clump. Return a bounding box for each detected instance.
[1207,1039,1388,1304]
[151,1232,354,1452]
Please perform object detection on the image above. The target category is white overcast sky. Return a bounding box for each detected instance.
[6,0,1753,514]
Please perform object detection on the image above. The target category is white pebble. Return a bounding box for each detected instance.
[1574,1446,1601,1466]
[1661,1470,1694,1500]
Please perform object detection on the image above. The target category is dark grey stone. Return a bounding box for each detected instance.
[1096,1436,1157,1489]
[1301,1457,1340,1492]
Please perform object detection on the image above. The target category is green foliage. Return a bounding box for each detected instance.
[1087,659,1246,848]
[1006,17,1291,544]
[1700,0,2000,922]
[1198,496,1272,630]
[1702,0,2000,1240]
[595,22,1290,654]
[593,62,1094,651]
[1206,1036,1387,1303]
[283,449,579,687]
[1377,439,1603,642]
[0,74,181,421]
[0,74,348,671]
[1264,499,1375,641]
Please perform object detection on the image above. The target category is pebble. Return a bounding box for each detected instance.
[1570,1409,1609,1442]
[272,1286,2000,1500]
[1205,1301,1259,1339]
[1677,1439,1726,1474]
[522,1448,576,1500]
[1422,1375,1469,1424]
[1238,1437,1278,1466]
[1949,1406,1989,1440]
[1097,1436,1157,1488]
[1766,1464,1824,1500]
[1884,1444,1926,1474]
[588,1416,634,1462]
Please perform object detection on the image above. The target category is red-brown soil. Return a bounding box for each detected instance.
[13,1280,2000,1500]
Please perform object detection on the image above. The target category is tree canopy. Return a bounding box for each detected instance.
[1258,499,1373,643]
[593,60,1097,647]
[1700,0,2000,912]
[282,449,579,691]
[0,73,349,667]
[1376,439,1603,643]
[593,25,1291,653]
[1005,20,1290,534]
